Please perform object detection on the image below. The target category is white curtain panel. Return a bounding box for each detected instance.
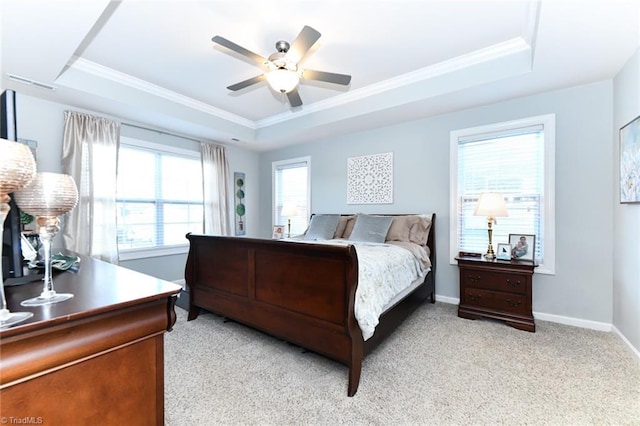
[201,143,231,235]
[60,111,120,264]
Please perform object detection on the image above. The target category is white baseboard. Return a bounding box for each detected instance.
[435,294,639,361]
[435,295,459,305]
[612,325,640,361]
[168,286,639,359]
[435,295,611,331]
[533,311,612,332]
[165,284,640,361]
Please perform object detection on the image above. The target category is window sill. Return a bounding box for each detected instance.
[118,245,189,261]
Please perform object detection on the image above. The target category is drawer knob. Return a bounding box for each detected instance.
[506,279,521,287]
[506,298,521,307]
[468,293,481,301]
[467,274,482,284]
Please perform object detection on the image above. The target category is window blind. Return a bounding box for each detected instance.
[274,159,309,235]
[457,127,545,261]
[116,142,203,250]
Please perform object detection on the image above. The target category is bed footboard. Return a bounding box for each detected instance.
[185,235,364,394]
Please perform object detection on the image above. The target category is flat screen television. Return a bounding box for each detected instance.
[1,89,26,283]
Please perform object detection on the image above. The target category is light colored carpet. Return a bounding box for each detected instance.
[164,303,640,425]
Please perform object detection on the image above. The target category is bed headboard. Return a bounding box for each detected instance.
[310,212,436,277]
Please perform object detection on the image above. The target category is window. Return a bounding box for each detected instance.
[273,156,311,236]
[450,114,555,274]
[117,138,203,258]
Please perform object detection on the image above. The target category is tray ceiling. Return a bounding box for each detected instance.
[1,1,638,150]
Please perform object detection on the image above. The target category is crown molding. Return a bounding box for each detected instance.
[256,37,533,128]
[524,0,542,56]
[67,57,256,129]
[66,32,534,132]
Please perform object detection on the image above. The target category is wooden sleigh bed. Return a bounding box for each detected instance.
[184,213,436,396]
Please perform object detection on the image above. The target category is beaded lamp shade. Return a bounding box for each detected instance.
[0,138,36,194]
[0,138,36,327]
[14,172,78,307]
[14,172,78,217]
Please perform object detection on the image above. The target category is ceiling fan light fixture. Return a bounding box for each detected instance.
[213,26,350,107]
[266,68,299,94]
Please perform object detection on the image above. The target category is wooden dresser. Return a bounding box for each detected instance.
[456,256,535,332]
[0,255,181,425]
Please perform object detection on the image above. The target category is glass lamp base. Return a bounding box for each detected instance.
[21,291,74,307]
[0,309,34,328]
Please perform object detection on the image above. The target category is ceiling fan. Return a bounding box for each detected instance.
[212,25,351,107]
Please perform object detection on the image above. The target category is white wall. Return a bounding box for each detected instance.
[613,48,640,353]
[259,81,615,326]
[13,75,633,345]
[15,93,260,283]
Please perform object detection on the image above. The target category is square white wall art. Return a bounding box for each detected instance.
[347,152,393,204]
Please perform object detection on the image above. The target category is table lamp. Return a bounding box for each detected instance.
[474,192,508,259]
[0,138,36,327]
[280,202,300,238]
[15,172,79,306]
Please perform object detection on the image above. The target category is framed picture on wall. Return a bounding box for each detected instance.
[234,172,246,235]
[620,114,640,203]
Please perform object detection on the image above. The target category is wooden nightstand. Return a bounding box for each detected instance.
[456,256,536,332]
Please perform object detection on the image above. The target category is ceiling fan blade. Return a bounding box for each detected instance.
[287,25,321,64]
[212,35,269,66]
[302,69,351,85]
[227,75,265,91]
[287,88,303,107]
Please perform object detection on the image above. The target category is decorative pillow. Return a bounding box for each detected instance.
[333,215,354,239]
[348,214,394,244]
[409,214,432,246]
[304,214,340,240]
[385,215,420,242]
[341,215,358,239]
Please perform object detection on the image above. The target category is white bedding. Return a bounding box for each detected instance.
[351,241,430,339]
[285,238,431,340]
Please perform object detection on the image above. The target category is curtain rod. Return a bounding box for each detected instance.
[121,122,202,144]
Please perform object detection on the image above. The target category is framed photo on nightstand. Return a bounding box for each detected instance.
[509,234,535,262]
[272,225,285,239]
[496,243,511,260]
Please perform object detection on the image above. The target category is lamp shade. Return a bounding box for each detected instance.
[281,202,300,218]
[0,138,36,194]
[474,192,508,217]
[14,172,78,217]
[266,68,300,93]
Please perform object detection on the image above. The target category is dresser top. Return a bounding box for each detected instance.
[1,254,181,336]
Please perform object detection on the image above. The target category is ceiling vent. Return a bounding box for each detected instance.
[6,74,56,91]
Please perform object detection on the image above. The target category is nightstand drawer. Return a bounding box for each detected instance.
[457,256,535,332]
[462,288,529,315]
[460,269,528,295]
